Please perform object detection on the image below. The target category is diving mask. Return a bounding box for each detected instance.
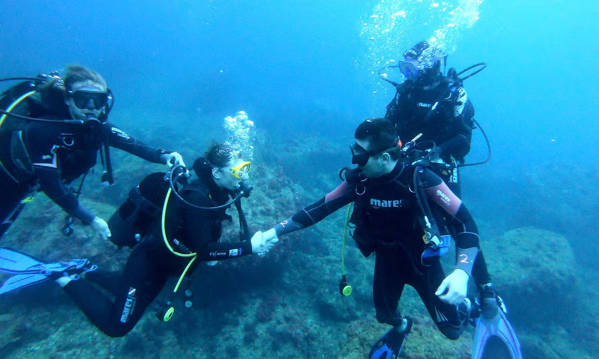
[397,59,421,80]
[350,143,378,167]
[350,136,402,168]
[69,90,110,110]
[230,161,251,179]
[399,41,447,80]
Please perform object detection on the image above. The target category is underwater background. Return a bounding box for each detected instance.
[1,0,598,358]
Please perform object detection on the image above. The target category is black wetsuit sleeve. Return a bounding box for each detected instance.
[198,240,253,260]
[274,181,354,236]
[438,134,470,159]
[182,193,253,260]
[438,89,474,160]
[104,124,168,163]
[384,92,401,122]
[419,168,479,275]
[33,166,95,223]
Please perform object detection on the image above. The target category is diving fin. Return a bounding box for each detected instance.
[0,273,49,294]
[0,247,43,273]
[369,318,413,359]
[472,304,523,359]
[0,247,96,294]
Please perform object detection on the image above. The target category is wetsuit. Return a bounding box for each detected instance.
[0,119,167,238]
[274,163,480,339]
[384,76,474,171]
[385,77,492,288]
[63,172,253,337]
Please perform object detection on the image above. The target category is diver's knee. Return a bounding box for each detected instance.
[438,323,464,340]
[105,325,133,338]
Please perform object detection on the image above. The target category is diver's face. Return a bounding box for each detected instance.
[65,80,108,123]
[212,156,250,191]
[354,139,389,179]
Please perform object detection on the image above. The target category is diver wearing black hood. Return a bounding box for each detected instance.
[55,143,272,337]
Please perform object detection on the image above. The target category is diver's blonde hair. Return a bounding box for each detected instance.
[63,65,107,90]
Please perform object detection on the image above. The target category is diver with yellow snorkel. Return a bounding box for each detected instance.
[0,143,274,337]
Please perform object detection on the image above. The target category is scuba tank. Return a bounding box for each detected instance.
[108,172,168,248]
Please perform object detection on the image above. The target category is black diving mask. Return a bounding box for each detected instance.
[350,143,378,167]
[351,137,403,168]
[69,90,110,110]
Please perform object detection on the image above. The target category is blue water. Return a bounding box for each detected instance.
[1,0,598,358]
[4,1,597,154]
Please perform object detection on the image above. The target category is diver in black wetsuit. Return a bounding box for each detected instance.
[54,143,273,337]
[384,41,476,191]
[256,119,498,355]
[384,41,493,296]
[0,65,184,239]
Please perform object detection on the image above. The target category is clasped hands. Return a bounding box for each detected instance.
[250,228,279,256]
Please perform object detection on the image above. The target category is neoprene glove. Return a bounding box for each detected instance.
[435,268,469,305]
[91,216,112,241]
[263,228,279,243]
[161,152,186,168]
[250,229,279,256]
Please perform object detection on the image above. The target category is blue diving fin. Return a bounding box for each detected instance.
[0,247,44,273]
[0,247,96,294]
[369,318,413,359]
[0,273,49,294]
[472,303,523,359]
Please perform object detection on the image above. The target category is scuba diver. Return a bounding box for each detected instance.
[384,40,476,182]
[383,41,495,307]
[0,143,275,337]
[0,65,184,240]
[255,119,521,358]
